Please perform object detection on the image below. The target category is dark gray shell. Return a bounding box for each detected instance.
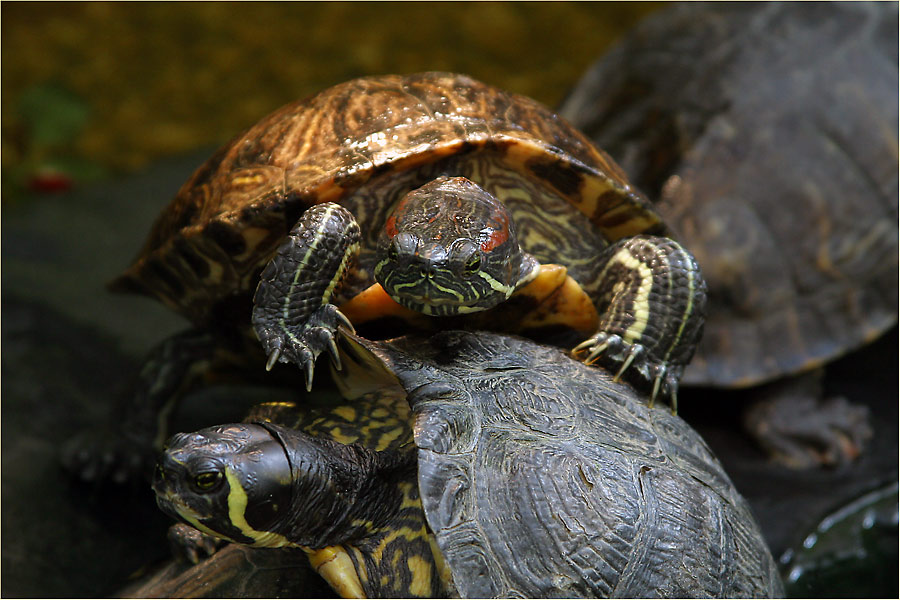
[364,331,783,598]
[560,2,898,387]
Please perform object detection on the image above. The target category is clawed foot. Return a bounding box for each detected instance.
[573,332,680,412]
[254,304,354,391]
[168,523,226,564]
[744,385,872,469]
[60,427,157,485]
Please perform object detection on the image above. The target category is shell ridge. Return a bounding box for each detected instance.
[609,461,659,597]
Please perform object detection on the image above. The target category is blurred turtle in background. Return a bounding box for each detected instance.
[560,1,898,468]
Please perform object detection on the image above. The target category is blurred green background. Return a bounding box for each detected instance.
[1,1,660,200]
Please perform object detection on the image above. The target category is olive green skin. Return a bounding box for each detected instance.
[153,387,448,599]
[249,173,706,404]
[373,176,540,316]
[560,2,898,388]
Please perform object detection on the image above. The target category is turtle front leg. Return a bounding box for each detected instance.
[61,328,247,484]
[167,522,227,564]
[252,203,360,390]
[574,235,707,411]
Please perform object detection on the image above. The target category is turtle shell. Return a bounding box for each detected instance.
[362,330,783,598]
[112,72,665,327]
[560,2,898,387]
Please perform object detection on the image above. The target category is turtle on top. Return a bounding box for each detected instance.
[64,71,707,484]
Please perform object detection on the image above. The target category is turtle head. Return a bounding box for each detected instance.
[154,422,416,549]
[374,176,539,316]
[152,423,294,547]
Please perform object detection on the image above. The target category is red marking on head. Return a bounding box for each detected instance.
[386,194,414,238]
[481,210,511,252]
[384,215,398,238]
[481,227,508,252]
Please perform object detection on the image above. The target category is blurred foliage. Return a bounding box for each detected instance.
[5,82,107,195]
[1,1,660,200]
[17,83,89,147]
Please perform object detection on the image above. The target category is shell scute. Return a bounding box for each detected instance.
[368,331,782,598]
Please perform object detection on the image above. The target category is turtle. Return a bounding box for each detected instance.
[151,329,783,598]
[64,71,707,483]
[558,1,898,468]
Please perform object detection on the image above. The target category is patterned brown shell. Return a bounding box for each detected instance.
[113,72,665,324]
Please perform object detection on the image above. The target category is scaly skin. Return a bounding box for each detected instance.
[252,176,707,408]
[71,73,696,485]
[154,396,451,598]
[252,203,359,390]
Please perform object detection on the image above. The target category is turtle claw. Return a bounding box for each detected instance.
[323,335,342,371]
[612,346,641,382]
[302,350,315,392]
[574,332,680,412]
[265,347,282,372]
[647,364,679,414]
[168,523,225,564]
[254,303,351,390]
[61,427,156,485]
[575,338,608,362]
[574,332,642,375]
[334,308,356,335]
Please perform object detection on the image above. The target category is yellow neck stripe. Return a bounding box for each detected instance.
[224,467,294,548]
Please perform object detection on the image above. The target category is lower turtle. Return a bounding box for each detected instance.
[559,1,898,468]
[155,387,447,598]
[152,330,783,598]
[66,71,707,484]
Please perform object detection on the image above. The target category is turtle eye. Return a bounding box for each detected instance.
[192,471,223,493]
[464,253,482,276]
